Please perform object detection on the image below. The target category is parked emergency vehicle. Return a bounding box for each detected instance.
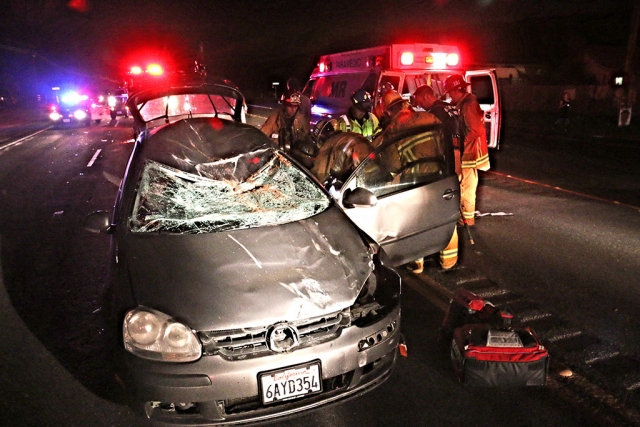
[304,43,501,148]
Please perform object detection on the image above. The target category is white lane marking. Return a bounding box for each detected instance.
[87,149,102,167]
[0,126,53,152]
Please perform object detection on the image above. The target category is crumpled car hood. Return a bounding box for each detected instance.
[122,207,373,331]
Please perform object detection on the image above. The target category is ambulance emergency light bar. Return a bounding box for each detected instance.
[316,43,460,74]
[128,64,164,76]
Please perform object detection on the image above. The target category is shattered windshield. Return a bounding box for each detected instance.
[130,148,330,233]
[137,93,238,122]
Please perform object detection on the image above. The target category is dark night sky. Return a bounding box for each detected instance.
[0,0,635,98]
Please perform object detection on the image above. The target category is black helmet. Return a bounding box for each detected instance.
[312,119,337,145]
[444,74,470,93]
[290,137,317,169]
[351,89,372,112]
[281,89,302,106]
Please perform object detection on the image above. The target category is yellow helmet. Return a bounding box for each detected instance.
[382,90,403,110]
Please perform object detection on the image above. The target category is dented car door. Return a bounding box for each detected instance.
[337,122,460,267]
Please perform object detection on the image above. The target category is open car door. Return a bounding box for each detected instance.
[465,70,501,149]
[337,119,460,267]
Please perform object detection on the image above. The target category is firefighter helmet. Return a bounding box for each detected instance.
[382,90,403,110]
[351,89,372,112]
[444,74,470,93]
[290,137,317,169]
[281,89,302,106]
[312,119,337,145]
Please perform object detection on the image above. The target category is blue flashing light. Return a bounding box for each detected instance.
[60,91,89,105]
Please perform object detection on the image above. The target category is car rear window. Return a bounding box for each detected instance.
[137,93,238,123]
[129,148,330,233]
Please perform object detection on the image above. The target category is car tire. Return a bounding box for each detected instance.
[110,110,117,120]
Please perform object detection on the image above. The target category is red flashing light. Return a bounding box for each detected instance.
[400,52,414,66]
[319,62,331,73]
[130,66,143,75]
[446,53,460,67]
[146,64,164,76]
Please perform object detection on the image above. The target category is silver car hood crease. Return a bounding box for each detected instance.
[123,208,372,331]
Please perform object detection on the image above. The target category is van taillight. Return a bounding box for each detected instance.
[446,53,460,67]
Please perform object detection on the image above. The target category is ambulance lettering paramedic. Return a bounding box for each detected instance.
[261,89,310,153]
[445,74,489,226]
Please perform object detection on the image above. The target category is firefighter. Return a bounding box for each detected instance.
[444,74,489,227]
[372,81,396,120]
[337,89,380,141]
[286,78,311,124]
[412,85,461,171]
[310,120,374,187]
[410,84,460,272]
[261,89,311,154]
[375,89,408,132]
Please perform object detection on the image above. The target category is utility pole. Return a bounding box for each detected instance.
[620,0,640,126]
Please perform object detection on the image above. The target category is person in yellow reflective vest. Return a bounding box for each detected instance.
[444,74,490,226]
[337,89,380,141]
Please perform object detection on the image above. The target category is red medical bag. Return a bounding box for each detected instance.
[442,289,549,386]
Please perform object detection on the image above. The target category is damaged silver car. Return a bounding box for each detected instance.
[84,78,407,425]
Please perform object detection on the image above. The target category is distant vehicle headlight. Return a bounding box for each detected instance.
[74,110,88,120]
[123,307,202,362]
[49,112,62,121]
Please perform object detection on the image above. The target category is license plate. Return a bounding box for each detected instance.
[63,119,71,122]
[259,361,322,404]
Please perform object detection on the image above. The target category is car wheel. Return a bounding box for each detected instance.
[110,110,117,120]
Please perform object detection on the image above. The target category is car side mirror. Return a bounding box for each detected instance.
[342,187,377,208]
[83,211,113,234]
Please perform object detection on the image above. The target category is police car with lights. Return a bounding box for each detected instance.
[304,43,501,149]
[48,91,93,127]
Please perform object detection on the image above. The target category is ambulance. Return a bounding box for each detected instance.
[303,43,501,149]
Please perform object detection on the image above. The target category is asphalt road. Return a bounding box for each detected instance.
[0,109,638,426]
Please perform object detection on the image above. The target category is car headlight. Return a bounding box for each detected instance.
[49,112,61,121]
[123,307,202,362]
[74,110,88,120]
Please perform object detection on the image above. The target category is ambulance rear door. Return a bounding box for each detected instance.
[465,70,501,149]
[374,72,404,107]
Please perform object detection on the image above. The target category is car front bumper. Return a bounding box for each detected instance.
[116,305,401,425]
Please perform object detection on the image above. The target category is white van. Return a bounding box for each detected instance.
[304,43,501,148]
